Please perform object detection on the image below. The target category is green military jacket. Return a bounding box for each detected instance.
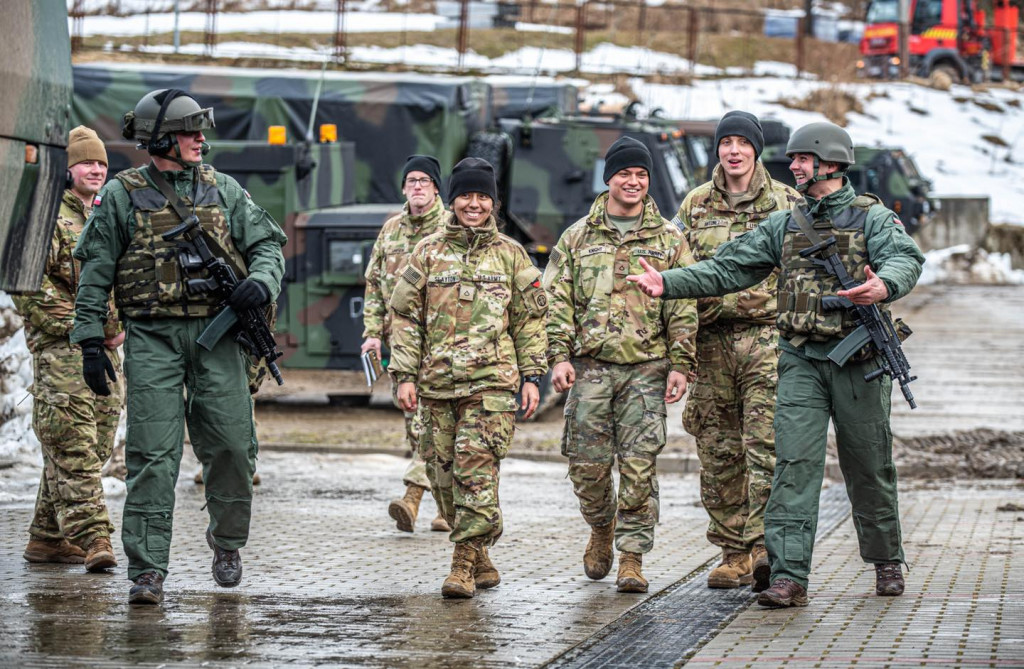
[674,163,801,326]
[388,213,548,399]
[660,180,925,361]
[71,164,287,344]
[543,192,697,374]
[14,190,120,353]
[362,196,445,342]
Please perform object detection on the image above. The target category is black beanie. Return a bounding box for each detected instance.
[447,157,497,205]
[603,136,653,184]
[402,154,442,190]
[715,111,764,158]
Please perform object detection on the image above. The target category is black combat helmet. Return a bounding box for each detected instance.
[122,89,214,167]
[785,121,855,192]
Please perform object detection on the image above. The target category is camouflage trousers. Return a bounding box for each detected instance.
[418,391,517,545]
[391,382,430,490]
[562,357,669,554]
[683,322,777,553]
[29,343,123,548]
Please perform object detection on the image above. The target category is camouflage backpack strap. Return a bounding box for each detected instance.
[114,166,149,192]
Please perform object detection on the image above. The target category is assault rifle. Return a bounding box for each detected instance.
[162,215,284,386]
[798,236,916,409]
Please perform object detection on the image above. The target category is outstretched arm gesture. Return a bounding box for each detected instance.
[837,265,890,305]
[626,258,664,297]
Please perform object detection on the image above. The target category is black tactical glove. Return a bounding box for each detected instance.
[81,338,116,397]
[229,278,270,312]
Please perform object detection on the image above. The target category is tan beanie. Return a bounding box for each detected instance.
[67,125,107,167]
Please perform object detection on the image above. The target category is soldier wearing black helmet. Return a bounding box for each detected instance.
[628,121,925,608]
[70,89,287,605]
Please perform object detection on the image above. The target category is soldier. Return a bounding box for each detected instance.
[362,154,449,534]
[71,89,287,605]
[628,122,924,607]
[14,126,123,573]
[388,158,548,599]
[544,137,698,594]
[674,112,801,592]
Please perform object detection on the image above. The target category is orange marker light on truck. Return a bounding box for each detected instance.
[320,123,338,143]
[268,126,287,145]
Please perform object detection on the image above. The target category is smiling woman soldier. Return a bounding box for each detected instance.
[387,157,548,599]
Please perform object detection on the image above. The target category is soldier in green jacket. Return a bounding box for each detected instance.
[674,112,801,592]
[14,126,123,573]
[629,122,924,607]
[544,137,698,594]
[388,158,548,599]
[363,155,449,535]
[71,89,287,605]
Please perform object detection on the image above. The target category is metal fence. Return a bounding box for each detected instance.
[66,1,838,77]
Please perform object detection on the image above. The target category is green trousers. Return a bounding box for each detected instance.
[122,317,256,580]
[766,350,905,589]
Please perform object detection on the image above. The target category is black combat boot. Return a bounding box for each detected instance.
[206,528,243,587]
[129,571,164,605]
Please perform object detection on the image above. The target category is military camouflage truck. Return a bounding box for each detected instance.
[761,144,936,235]
[0,0,72,293]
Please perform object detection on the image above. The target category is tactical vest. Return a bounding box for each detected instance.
[114,165,246,318]
[777,195,887,341]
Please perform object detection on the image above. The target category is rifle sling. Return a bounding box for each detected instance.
[790,205,829,249]
[147,162,248,279]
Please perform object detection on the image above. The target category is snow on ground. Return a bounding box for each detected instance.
[77,10,448,37]
[918,245,1024,285]
[0,293,38,465]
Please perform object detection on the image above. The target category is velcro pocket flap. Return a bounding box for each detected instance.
[514,266,542,292]
[31,385,71,408]
[482,394,518,413]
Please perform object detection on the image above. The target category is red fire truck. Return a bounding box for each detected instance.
[857,0,1024,82]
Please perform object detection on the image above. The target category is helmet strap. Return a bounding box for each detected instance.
[797,155,845,193]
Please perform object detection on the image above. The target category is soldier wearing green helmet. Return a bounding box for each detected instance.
[628,120,925,608]
[71,89,287,605]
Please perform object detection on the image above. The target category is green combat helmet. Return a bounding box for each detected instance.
[121,89,214,167]
[785,121,855,192]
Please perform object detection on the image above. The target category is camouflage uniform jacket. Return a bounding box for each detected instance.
[362,196,445,342]
[674,163,801,326]
[71,164,287,344]
[388,213,549,399]
[13,190,120,355]
[660,180,925,362]
[543,192,697,374]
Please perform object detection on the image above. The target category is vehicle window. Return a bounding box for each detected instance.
[912,0,944,33]
[662,146,691,199]
[592,159,609,195]
[866,1,900,23]
[327,240,365,275]
[687,137,709,171]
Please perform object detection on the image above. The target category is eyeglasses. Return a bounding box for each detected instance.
[404,177,433,187]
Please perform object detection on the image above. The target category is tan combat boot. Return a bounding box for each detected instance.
[708,550,753,589]
[23,538,86,564]
[750,544,770,592]
[430,514,451,532]
[85,535,118,572]
[441,541,479,599]
[616,552,648,593]
[583,519,615,580]
[474,545,500,589]
[388,484,426,532]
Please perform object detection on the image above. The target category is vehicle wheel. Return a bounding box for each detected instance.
[466,131,511,184]
[932,63,961,84]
